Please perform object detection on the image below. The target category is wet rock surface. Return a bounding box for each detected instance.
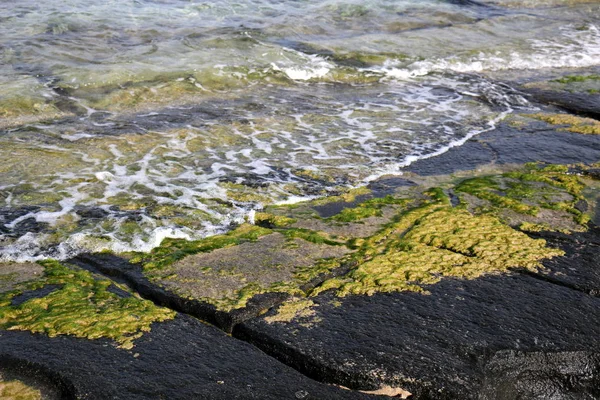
[480,350,600,400]
[237,267,600,399]
[0,315,371,400]
[406,122,600,176]
[526,225,600,296]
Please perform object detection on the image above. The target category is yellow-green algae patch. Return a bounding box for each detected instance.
[0,379,41,400]
[329,195,412,223]
[265,298,316,324]
[529,113,600,135]
[0,261,175,349]
[313,203,563,297]
[253,212,297,228]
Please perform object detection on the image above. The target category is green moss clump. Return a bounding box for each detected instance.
[0,380,41,400]
[519,222,571,234]
[264,298,316,323]
[330,195,410,223]
[130,224,272,272]
[529,113,600,135]
[0,261,175,349]
[280,228,343,246]
[455,177,539,215]
[294,258,343,283]
[551,75,600,84]
[253,212,297,228]
[454,163,591,228]
[314,205,563,297]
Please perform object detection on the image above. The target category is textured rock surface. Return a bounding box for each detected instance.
[0,314,372,400]
[237,269,600,399]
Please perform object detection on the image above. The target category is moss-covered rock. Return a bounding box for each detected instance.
[529,113,600,135]
[125,163,595,321]
[146,232,350,312]
[0,260,175,349]
[314,204,563,297]
[455,163,592,228]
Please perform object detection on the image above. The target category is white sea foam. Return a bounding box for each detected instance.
[370,25,600,80]
[271,51,335,81]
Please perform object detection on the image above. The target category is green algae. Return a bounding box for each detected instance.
[455,177,539,215]
[0,380,41,400]
[0,261,175,349]
[253,212,297,228]
[265,297,316,324]
[280,228,344,247]
[208,281,304,312]
[330,196,411,223]
[529,113,600,135]
[519,222,572,234]
[130,223,272,273]
[551,75,600,84]
[454,163,590,227]
[313,203,563,297]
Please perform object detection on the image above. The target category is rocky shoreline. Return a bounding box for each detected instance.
[1,71,600,399]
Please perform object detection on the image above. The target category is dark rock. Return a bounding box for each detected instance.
[574,199,588,213]
[0,354,76,400]
[584,168,600,180]
[0,206,41,232]
[406,123,600,176]
[524,89,600,120]
[13,217,49,235]
[74,206,109,220]
[106,284,132,298]
[0,314,371,399]
[11,284,62,307]
[480,350,600,400]
[524,225,600,296]
[312,195,371,218]
[236,271,600,399]
[367,178,417,197]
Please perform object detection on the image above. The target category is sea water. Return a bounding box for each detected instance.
[0,0,599,260]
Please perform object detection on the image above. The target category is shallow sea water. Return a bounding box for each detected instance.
[0,0,599,260]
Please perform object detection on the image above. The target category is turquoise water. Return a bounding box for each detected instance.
[1,0,599,260]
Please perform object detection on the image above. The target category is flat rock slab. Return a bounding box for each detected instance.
[236,270,600,399]
[0,263,44,293]
[70,253,291,333]
[159,233,350,301]
[72,231,352,333]
[0,314,373,400]
[406,122,600,176]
